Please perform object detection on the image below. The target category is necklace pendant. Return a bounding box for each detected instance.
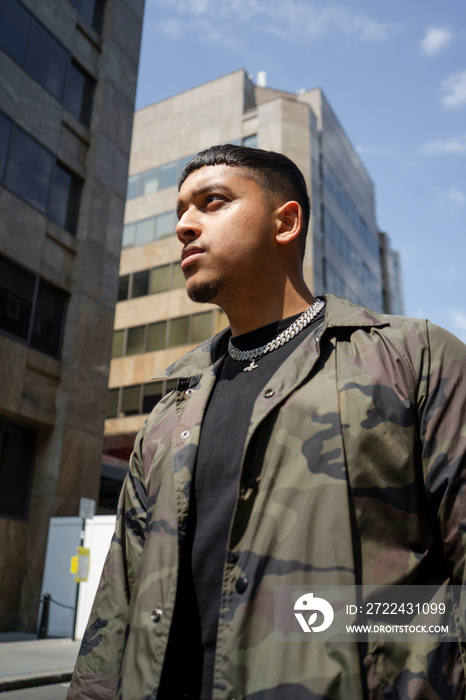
[243,360,258,372]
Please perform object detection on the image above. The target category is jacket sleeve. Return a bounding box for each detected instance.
[67,425,148,700]
[419,321,466,586]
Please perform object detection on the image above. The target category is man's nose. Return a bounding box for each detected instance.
[176,208,201,244]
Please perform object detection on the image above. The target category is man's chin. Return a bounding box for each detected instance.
[187,279,222,304]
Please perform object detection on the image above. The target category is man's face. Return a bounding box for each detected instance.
[176,164,277,307]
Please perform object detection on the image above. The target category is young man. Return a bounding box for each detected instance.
[69,145,466,699]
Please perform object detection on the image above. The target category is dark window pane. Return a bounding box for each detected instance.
[242,133,258,148]
[140,168,158,196]
[64,62,94,126]
[0,0,31,65]
[0,419,36,518]
[25,20,68,100]
[149,265,170,294]
[154,211,175,240]
[158,162,177,189]
[191,312,212,344]
[4,126,54,211]
[0,254,35,340]
[147,321,166,352]
[118,276,129,301]
[111,330,125,358]
[135,218,155,246]
[0,112,13,181]
[30,280,67,358]
[126,326,145,355]
[168,316,189,347]
[172,263,185,289]
[142,382,163,414]
[131,270,149,299]
[120,385,140,416]
[106,388,119,418]
[47,163,81,233]
[126,174,139,200]
[78,0,105,33]
[122,223,135,248]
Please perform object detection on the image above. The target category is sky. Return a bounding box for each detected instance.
[135,0,466,340]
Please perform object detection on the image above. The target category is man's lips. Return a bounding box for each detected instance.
[181,246,205,270]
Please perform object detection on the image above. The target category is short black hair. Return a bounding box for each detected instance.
[178,144,311,257]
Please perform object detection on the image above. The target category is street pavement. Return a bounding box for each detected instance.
[0,633,80,695]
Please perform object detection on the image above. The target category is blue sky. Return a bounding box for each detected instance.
[135,0,466,340]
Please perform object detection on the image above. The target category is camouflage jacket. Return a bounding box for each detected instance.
[69,295,466,700]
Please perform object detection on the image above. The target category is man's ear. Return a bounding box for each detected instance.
[275,201,302,245]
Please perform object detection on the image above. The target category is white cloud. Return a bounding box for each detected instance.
[434,185,466,212]
[450,309,466,342]
[441,70,466,109]
[150,0,398,45]
[421,134,466,156]
[420,27,453,56]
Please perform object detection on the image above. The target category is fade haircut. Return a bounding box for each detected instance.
[178,144,311,257]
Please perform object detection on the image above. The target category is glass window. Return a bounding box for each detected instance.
[0,113,13,181]
[140,168,158,196]
[131,270,149,298]
[78,0,105,33]
[106,388,119,419]
[47,163,81,234]
[30,280,67,358]
[142,382,163,414]
[120,385,140,416]
[126,174,139,200]
[135,218,155,246]
[0,418,36,518]
[25,20,68,101]
[0,254,35,341]
[4,126,54,212]
[172,263,185,289]
[111,330,125,358]
[177,154,194,177]
[149,265,171,294]
[0,0,31,65]
[191,312,212,344]
[126,326,145,355]
[155,211,175,240]
[168,316,189,348]
[118,276,129,301]
[122,223,135,248]
[242,133,258,148]
[63,61,94,127]
[158,161,177,190]
[147,321,167,352]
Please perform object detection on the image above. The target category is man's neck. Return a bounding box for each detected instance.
[226,289,315,337]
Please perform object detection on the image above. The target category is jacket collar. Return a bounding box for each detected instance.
[158,294,389,381]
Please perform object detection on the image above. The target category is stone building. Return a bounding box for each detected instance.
[0,0,145,632]
[101,69,403,504]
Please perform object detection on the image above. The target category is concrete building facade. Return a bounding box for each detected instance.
[102,70,402,501]
[0,0,145,632]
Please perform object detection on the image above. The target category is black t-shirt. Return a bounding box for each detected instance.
[157,306,325,699]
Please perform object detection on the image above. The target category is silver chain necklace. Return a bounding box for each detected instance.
[228,298,325,372]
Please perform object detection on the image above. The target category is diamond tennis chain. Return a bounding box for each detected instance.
[228,298,325,372]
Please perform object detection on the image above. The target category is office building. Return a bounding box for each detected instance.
[102,69,403,502]
[0,0,145,631]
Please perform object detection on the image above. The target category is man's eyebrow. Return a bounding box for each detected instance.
[176,183,234,218]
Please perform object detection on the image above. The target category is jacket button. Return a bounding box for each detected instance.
[150,608,163,623]
[264,389,274,398]
[185,388,194,395]
[235,576,248,594]
[180,429,190,439]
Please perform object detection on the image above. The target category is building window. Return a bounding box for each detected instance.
[126,155,196,202]
[71,0,106,34]
[0,113,82,234]
[0,253,68,359]
[242,134,258,148]
[0,0,95,126]
[63,61,95,127]
[106,380,178,419]
[122,211,176,249]
[0,417,36,519]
